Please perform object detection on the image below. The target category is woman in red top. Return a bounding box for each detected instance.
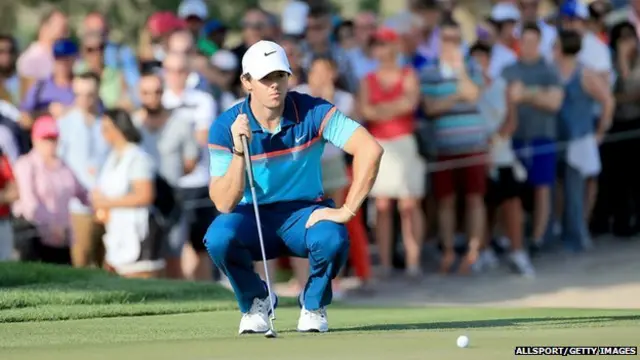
[358,27,426,278]
[0,148,18,261]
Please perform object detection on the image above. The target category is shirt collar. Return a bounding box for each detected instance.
[241,93,299,133]
[29,150,62,169]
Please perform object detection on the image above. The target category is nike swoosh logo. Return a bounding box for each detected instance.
[264,51,276,56]
[295,136,305,143]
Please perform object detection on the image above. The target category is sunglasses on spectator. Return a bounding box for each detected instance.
[84,44,105,53]
[242,21,266,30]
[141,89,163,96]
[441,35,461,43]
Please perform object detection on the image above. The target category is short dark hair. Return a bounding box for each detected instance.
[558,29,582,55]
[310,55,338,70]
[74,71,101,85]
[308,3,332,18]
[469,41,492,56]
[411,0,439,11]
[104,108,141,144]
[0,34,17,54]
[440,16,460,30]
[521,22,542,37]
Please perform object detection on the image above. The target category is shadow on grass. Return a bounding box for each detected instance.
[330,315,640,333]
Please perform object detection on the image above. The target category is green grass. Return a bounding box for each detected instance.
[0,262,298,323]
[1,263,639,360]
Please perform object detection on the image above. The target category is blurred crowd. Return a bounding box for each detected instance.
[0,0,637,294]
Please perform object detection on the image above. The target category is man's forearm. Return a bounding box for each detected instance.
[423,95,459,118]
[524,89,562,112]
[343,145,383,213]
[209,155,246,213]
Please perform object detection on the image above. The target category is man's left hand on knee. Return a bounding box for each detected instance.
[305,207,353,228]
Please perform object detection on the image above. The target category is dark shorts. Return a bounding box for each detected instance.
[433,152,487,200]
[486,167,525,209]
[512,138,557,187]
[181,186,217,253]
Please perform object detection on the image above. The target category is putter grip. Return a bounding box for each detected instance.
[241,135,255,186]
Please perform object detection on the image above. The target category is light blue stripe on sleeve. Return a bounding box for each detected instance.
[321,110,361,149]
[209,148,233,177]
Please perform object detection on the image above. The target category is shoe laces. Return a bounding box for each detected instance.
[304,307,327,320]
[245,297,268,317]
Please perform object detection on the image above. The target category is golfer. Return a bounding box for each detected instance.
[206,40,383,334]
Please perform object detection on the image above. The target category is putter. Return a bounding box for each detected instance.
[241,135,278,339]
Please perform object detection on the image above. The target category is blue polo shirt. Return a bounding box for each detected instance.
[208,91,361,205]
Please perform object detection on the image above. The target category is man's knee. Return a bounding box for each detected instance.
[307,222,349,261]
[204,219,237,263]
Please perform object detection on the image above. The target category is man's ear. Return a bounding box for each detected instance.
[240,74,253,92]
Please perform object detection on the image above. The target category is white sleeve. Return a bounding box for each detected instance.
[194,92,217,131]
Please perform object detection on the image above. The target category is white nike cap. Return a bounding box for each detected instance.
[241,40,292,80]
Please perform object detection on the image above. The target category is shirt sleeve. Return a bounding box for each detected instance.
[208,119,234,177]
[182,126,200,162]
[12,157,50,223]
[0,156,14,181]
[129,152,154,181]
[321,109,362,149]
[195,92,217,132]
[19,83,38,112]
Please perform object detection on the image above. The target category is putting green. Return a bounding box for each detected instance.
[1,308,638,360]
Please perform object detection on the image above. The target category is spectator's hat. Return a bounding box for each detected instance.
[148,12,185,38]
[211,50,238,72]
[372,27,400,43]
[32,116,59,139]
[559,0,589,20]
[242,40,291,80]
[201,19,226,37]
[178,0,208,20]
[281,1,309,36]
[53,38,78,58]
[490,2,521,23]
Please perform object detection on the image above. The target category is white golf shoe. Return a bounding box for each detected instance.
[238,290,278,335]
[297,307,329,333]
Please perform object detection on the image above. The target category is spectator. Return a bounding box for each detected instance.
[167,30,210,92]
[12,116,87,265]
[209,50,240,112]
[281,0,310,38]
[231,7,270,84]
[19,38,77,129]
[347,12,379,80]
[161,53,216,279]
[588,0,612,43]
[335,20,357,50]
[133,72,209,280]
[16,9,69,82]
[0,117,19,163]
[177,0,209,39]
[141,12,185,63]
[554,29,614,253]
[280,35,307,88]
[516,0,558,60]
[596,21,640,237]
[301,4,358,93]
[502,23,563,264]
[57,72,110,268]
[0,35,20,105]
[197,20,228,58]
[488,3,520,79]
[80,12,140,104]
[75,33,129,110]
[292,56,355,295]
[410,0,443,63]
[0,148,18,261]
[92,109,165,278]
[359,28,425,278]
[420,20,486,274]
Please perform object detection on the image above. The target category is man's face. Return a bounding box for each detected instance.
[471,51,490,73]
[81,37,106,66]
[0,39,15,74]
[241,10,268,46]
[245,71,288,109]
[306,15,331,47]
[440,26,462,58]
[163,57,189,90]
[419,8,441,32]
[168,31,195,55]
[520,30,541,59]
[561,18,584,33]
[53,56,74,75]
[518,0,539,22]
[139,76,164,113]
[354,13,376,46]
[83,15,107,37]
[185,15,204,35]
[73,77,99,111]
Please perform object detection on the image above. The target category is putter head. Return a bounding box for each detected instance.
[265,329,277,338]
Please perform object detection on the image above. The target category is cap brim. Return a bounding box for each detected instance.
[247,64,292,80]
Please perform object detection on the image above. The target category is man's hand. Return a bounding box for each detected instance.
[91,189,111,209]
[231,114,251,152]
[508,81,525,104]
[305,207,353,228]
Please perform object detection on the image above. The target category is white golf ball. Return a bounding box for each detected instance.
[457,335,469,348]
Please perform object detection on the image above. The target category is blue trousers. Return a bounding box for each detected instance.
[204,200,349,313]
[561,163,588,252]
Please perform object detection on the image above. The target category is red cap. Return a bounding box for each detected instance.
[32,116,59,139]
[147,12,186,37]
[373,27,399,42]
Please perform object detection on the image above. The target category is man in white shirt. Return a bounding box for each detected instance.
[488,2,520,79]
[162,53,217,279]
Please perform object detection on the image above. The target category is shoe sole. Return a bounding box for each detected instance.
[296,328,328,333]
[239,330,268,335]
